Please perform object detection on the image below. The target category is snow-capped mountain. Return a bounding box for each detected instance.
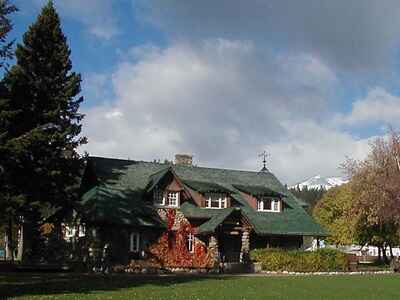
[290,175,348,191]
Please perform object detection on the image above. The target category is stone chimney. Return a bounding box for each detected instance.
[174,154,193,166]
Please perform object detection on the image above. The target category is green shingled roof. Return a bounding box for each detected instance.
[179,202,224,219]
[80,185,165,228]
[146,166,172,193]
[183,179,232,194]
[233,184,285,198]
[82,156,327,236]
[197,208,237,234]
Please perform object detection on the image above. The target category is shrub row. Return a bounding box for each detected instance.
[250,248,349,272]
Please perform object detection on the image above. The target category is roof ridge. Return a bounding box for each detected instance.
[89,155,272,175]
[89,155,169,166]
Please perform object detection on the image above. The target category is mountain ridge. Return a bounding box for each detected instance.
[290,175,348,190]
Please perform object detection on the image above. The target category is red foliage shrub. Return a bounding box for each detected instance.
[149,209,214,268]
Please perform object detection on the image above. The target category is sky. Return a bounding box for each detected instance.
[11,0,400,185]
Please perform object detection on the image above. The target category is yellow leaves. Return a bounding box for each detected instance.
[313,184,356,245]
[40,222,54,236]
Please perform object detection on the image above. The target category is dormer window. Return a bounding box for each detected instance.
[154,188,165,206]
[167,191,179,207]
[153,188,179,207]
[205,193,227,209]
[257,197,281,212]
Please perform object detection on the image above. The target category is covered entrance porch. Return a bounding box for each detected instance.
[210,209,252,264]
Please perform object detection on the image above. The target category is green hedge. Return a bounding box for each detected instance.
[250,248,349,272]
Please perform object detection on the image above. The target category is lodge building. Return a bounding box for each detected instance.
[72,154,326,270]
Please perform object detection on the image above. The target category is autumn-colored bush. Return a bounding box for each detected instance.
[250,248,349,272]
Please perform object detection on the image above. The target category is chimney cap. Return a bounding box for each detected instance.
[174,154,193,166]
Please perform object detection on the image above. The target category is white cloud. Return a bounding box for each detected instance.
[337,88,400,126]
[81,104,182,160]
[263,121,373,184]
[79,39,372,184]
[105,110,123,119]
[83,73,110,101]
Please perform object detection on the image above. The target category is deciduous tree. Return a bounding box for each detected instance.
[313,184,355,245]
[341,129,400,261]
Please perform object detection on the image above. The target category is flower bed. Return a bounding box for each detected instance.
[250,248,349,272]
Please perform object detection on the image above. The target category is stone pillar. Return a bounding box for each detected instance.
[240,229,250,263]
[209,235,219,266]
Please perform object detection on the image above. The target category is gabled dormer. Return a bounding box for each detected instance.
[146,166,186,208]
[182,180,232,209]
[256,196,281,212]
[233,184,286,213]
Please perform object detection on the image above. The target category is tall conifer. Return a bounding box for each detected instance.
[0,1,86,257]
[0,0,17,260]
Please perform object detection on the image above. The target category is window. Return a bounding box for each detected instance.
[130,232,140,252]
[64,224,85,238]
[257,198,281,212]
[65,225,74,238]
[78,225,85,237]
[153,188,165,206]
[186,233,194,253]
[205,193,227,209]
[167,192,179,207]
[154,189,179,207]
[273,200,279,212]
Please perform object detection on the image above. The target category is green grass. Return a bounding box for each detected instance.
[1,273,400,300]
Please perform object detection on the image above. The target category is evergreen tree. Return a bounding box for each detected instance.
[0,1,86,259]
[289,186,326,213]
[0,0,17,69]
[0,0,17,260]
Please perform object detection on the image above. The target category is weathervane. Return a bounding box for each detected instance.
[258,150,269,172]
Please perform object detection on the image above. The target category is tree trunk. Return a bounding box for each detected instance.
[5,218,14,261]
[17,220,23,261]
[382,245,388,263]
[394,154,400,174]
[389,244,394,259]
[22,220,33,262]
[378,246,382,262]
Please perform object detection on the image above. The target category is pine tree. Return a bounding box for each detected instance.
[289,185,326,213]
[0,1,86,260]
[0,0,17,69]
[0,0,17,260]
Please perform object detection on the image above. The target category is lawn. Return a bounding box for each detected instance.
[1,273,400,300]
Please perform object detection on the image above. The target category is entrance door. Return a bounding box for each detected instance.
[219,232,242,262]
